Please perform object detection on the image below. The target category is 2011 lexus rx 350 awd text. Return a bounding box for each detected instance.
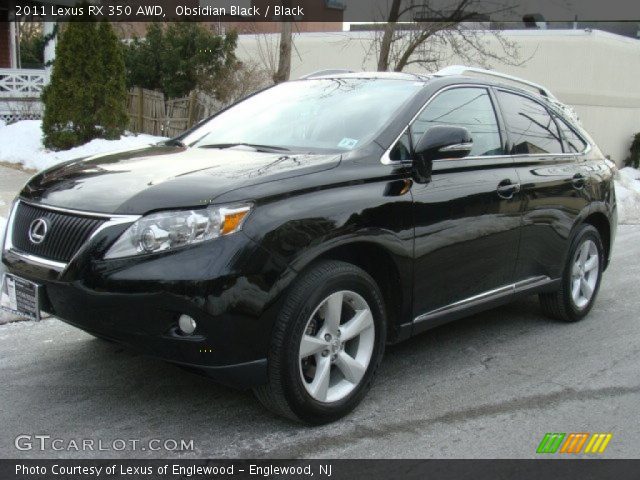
[1,69,617,423]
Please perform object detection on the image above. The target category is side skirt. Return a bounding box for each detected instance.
[410,276,560,336]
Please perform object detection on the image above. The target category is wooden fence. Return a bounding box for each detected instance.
[127,88,225,137]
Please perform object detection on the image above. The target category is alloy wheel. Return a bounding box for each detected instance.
[298,290,375,403]
[570,238,600,309]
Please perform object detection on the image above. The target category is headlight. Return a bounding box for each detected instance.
[104,204,251,259]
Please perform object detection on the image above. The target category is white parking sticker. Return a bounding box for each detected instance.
[338,138,358,149]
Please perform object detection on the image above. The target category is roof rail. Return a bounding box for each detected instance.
[435,64,582,124]
[299,69,355,79]
[435,65,557,100]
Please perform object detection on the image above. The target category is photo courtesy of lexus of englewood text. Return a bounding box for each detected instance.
[0,0,639,479]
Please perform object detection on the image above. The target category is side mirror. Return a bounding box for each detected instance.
[413,126,473,179]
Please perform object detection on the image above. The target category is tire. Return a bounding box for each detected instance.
[539,224,604,322]
[254,260,387,424]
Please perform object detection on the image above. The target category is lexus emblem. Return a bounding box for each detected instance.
[28,218,49,245]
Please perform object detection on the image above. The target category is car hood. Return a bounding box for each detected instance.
[20,145,341,215]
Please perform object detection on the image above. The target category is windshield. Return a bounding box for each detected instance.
[183,78,424,153]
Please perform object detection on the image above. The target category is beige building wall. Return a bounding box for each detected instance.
[237,29,640,164]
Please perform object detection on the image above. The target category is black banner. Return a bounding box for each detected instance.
[6,0,640,23]
[2,460,640,480]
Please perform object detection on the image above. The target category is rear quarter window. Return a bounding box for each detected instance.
[497,90,564,155]
[555,115,588,153]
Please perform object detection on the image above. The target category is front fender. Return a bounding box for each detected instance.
[239,175,415,333]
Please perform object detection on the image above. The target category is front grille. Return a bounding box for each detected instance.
[11,202,106,263]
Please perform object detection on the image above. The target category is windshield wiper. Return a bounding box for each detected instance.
[197,143,290,153]
[163,139,187,147]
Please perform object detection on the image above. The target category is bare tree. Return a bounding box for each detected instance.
[273,21,293,83]
[372,0,525,73]
[270,0,295,84]
[253,28,280,77]
[248,19,296,85]
[212,60,272,104]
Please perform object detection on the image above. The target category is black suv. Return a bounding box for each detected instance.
[1,70,617,423]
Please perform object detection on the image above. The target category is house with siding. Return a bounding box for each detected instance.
[0,1,69,122]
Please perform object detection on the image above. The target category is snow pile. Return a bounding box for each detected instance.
[0,120,166,171]
[615,167,640,225]
[0,216,5,276]
[0,215,14,323]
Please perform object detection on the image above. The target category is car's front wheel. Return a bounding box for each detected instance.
[254,260,386,424]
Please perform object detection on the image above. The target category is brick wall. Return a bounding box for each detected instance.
[0,11,10,68]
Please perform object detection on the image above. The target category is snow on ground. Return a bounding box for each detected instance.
[615,167,640,225]
[0,120,166,171]
[0,215,5,272]
[0,215,7,305]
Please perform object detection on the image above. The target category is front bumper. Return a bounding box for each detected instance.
[2,219,291,389]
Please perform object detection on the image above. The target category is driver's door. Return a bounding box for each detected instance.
[409,86,522,330]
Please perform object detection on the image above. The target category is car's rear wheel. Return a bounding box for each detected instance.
[254,260,386,424]
[539,224,604,322]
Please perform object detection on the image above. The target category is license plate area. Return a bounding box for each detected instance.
[0,273,42,321]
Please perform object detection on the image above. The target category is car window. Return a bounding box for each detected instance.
[497,90,564,155]
[183,79,424,153]
[410,87,503,157]
[389,131,412,161]
[556,115,588,153]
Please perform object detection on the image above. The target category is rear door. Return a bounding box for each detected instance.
[410,86,522,329]
[494,89,590,281]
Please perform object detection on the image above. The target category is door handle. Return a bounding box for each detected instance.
[572,173,585,189]
[497,180,521,199]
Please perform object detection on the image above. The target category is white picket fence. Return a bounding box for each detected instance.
[0,68,49,123]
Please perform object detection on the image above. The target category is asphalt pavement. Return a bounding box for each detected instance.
[0,215,638,458]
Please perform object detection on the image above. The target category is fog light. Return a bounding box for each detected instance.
[178,314,197,335]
